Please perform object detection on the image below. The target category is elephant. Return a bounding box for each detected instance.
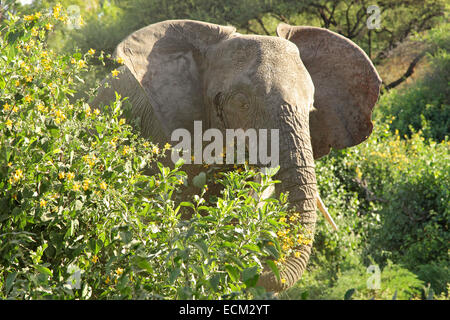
[91,19,381,293]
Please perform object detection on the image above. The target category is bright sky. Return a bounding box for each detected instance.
[19,0,34,5]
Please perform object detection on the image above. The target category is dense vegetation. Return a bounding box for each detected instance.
[0,1,448,299]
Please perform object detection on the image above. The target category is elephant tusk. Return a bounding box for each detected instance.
[316,193,338,231]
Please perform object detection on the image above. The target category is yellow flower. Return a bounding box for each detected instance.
[294,251,301,258]
[45,23,53,31]
[281,278,287,284]
[93,109,100,116]
[152,146,160,154]
[24,15,35,21]
[82,179,90,191]
[91,255,98,263]
[24,95,32,103]
[116,57,125,64]
[15,80,20,87]
[5,119,13,129]
[83,104,91,115]
[3,103,11,111]
[34,12,42,19]
[77,60,86,68]
[72,182,81,191]
[105,276,110,284]
[111,69,119,77]
[99,181,107,190]
[279,217,287,223]
[109,137,118,147]
[12,105,19,113]
[115,268,124,276]
[164,143,171,150]
[25,76,33,82]
[88,48,96,55]
[53,4,61,18]
[13,169,23,181]
[66,172,75,181]
[355,167,362,179]
[119,118,126,125]
[55,109,64,117]
[122,146,130,155]
[58,172,65,179]
[40,199,47,207]
[31,27,39,36]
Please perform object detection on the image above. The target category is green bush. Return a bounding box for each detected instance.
[376,22,450,142]
[0,9,298,299]
[326,260,424,300]
[284,118,448,299]
[323,121,449,295]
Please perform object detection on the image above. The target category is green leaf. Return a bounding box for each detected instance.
[222,241,237,249]
[192,172,206,188]
[265,260,280,281]
[179,201,194,209]
[229,256,245,269]
[225,264,240,282]
[119,230,132,244]
[34,265,53,277]
[169,267,181,284]
[193,240,209,258]
[242,244,260,253]
[95,124,105,133]
[88,239,103,255]
[5,272,17,295]
[344,288,356,300]
[75,200,83,211]
[242,266,259,287]
[263,244,280,259]
[209,273,221,291]
[175,157,185,168]
[132,256,153,273]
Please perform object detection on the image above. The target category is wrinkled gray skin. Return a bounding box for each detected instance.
[92,20,381,293]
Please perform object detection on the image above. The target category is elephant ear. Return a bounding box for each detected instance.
[114,20,236,135]
[277,23,382,159]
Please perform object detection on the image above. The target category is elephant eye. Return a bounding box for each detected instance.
[229,93,249,110]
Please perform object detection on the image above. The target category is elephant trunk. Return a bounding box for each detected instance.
[258,104,317,292]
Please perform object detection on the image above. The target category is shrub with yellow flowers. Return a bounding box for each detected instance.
[0,7,295,300]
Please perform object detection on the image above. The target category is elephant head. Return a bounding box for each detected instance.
[92,20,381,292]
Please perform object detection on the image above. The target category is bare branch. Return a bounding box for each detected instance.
[255,17,271,36]
[384,51,426,91]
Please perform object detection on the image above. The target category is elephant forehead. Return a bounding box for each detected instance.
[211,36,298,65]
[208,36,308,87]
